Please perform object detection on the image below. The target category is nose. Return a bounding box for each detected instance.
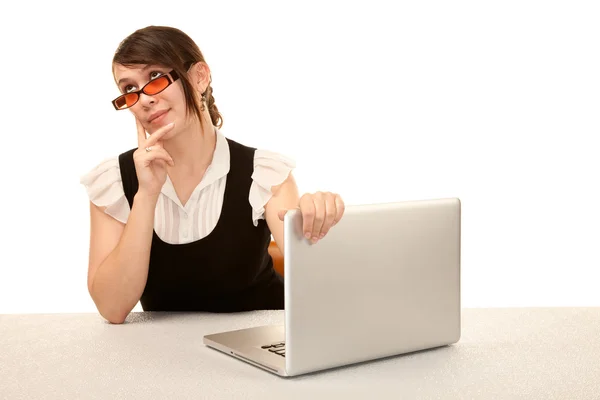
[138,91,156,108]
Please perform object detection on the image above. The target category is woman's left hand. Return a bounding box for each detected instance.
[278,192,345,244]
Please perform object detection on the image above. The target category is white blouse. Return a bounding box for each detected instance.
[80,128,296,245]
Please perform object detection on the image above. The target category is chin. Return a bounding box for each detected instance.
[159,128,175,140]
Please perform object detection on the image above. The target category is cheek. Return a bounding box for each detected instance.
[172,102,190,124]
[173,85,189,108]
[129,109,147,129]
[130,106,146,117]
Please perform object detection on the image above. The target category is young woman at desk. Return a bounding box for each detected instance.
[80,26,345,324]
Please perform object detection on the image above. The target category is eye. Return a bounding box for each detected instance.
[124,84,137,93]
[122,71,165,93]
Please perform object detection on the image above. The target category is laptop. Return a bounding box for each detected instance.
[203,197,461,377]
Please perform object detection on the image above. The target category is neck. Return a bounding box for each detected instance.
[165,117,216,175]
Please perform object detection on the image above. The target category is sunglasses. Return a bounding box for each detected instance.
[112,69,181,110]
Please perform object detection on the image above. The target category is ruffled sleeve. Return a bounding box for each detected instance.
[249,149,296,226]
[79,157,130,224]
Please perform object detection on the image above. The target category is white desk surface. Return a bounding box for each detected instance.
[1,308,599,399]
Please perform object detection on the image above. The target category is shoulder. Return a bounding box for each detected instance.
[79,156,121,185]
[224,137,257,165]
[248,147,296,226]
[219,132,296,169]
[79,155,130,223]
[116,147,138,168]
[253,149,296,170]
[79,146,137,187]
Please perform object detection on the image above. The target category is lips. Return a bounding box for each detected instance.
[149,109,169,123]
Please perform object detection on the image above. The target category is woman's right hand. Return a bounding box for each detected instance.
[133,118,175,198]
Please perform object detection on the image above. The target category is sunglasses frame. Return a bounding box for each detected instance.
[112,69,181,110]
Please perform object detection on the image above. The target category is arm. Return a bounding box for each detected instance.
[264,173,346,255]
[264,173,300,255]
[87,192,158,324]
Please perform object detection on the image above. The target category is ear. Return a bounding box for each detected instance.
[192,62,211,91]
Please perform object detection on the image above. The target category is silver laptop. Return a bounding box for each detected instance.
[203,197,461,377]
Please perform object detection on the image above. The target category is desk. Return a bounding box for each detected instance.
[1,308,599,399]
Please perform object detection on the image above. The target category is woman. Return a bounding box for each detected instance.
[80,26,345,324]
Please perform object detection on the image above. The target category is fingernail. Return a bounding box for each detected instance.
[312,237,318,244]
[319,233,325,239]
[305,232,311,239]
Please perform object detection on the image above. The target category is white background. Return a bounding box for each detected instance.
[0,0,598,314]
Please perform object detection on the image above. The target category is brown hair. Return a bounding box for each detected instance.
[112,26,223,129]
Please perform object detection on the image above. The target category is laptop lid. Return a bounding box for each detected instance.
[282,197,461,376]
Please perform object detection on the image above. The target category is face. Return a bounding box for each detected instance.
[112,63,189,138]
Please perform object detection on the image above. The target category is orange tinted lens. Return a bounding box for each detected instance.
[145,76,169,95]
[124,93,139,107]
[115,93,138,109]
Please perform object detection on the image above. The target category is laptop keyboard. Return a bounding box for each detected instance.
[261,342,285,357]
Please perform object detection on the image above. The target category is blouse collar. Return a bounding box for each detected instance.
[161,127,230,209]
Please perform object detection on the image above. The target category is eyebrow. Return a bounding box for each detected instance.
[117,65,157,86]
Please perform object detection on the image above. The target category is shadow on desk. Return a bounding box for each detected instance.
[284,344,459,379]
[114,311,277,324]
